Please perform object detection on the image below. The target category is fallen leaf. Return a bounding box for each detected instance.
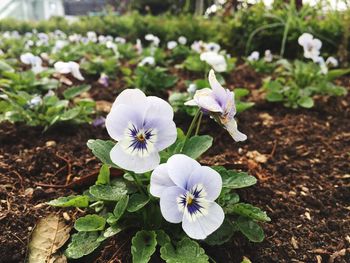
[96,100,112,113]
[26,214,71,263]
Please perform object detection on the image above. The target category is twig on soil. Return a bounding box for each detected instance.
[12,170,24,192]
[10,232,25,246]
[269,140,277,158]
[55,153,72,184]
[106,238,130,263]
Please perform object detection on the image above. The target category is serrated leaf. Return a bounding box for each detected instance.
[228,203,270,222]
[96,164,110,185]
[65,232,101,259]
[89,184,127,201]
[205,219,235,246]
[213,166,257,189]
[113,195,129,221]
[181,135,213,159]
[127,193,150,212]
[131,230,157,263]
[235,216,265,242]
[63,85,90,99]
[47,195,89,208]
[27,214,71,263]
[74,215,106,232]
[87,139,117,167]
[160,237,209,263]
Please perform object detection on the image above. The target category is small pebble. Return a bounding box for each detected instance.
[45,140,56,147]
[63,212,71,222]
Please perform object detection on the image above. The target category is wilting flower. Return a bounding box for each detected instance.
[145,34,160,47]
[298,33,322,61]
[20,52,44,74]
[106,89,177,173]
[138,56,155,67]
[186,70,247,141]
[167,41,178,50]
[326,56,338,68]
[98,73,109,87]
[178,36,187,45]
[247,51,259,62]
[54,61,84,81]
[150,154,224,240]
[264,50,273,62]
[200,52,227,72]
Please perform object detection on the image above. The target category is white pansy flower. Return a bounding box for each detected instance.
[54,61,84,81]
[200,51,227,72]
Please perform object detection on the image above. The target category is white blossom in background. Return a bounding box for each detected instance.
[167,41,178,50]
[52,40,68,53]
[28,95,42,108]
[325,56,338,68]
[98,35,107,44]
[54,61,84,81]
[191,40,206,53]
[145,34,160,47]
[187,83,197,95]
[314,56,328,74]
[200,51,227,72]
[205,42,221,53]
[69,34,82,43]
[178,36,187,45]
[106,89,177,173]
[247,51,260,62]
[264,50,273,62]
[20,52,44,74]
[25,40,35,50]
[115,37,126,44]
[87,31,97,43]
[298,33,322,61]
[135,39,143,55]
[138,56,155,67]
[106,41,119,54]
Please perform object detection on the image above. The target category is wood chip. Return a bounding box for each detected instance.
[246,150,268,163]
[305,212,311,220]
[316,255,322,263]
[291,236,299,249]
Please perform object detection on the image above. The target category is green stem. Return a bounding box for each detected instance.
[195,112,203,135]
[181,109,201,152]
[130,172,147,195]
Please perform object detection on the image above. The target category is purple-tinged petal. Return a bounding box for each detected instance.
[193,88,223,113]
[160,186,186,223]
[150,163,176,197]
[143,118,176,151]
[167,154,200,189]
[224,119,247,142]
[110,142,160,174]
[182,202,224,240]
[187,166,222,201]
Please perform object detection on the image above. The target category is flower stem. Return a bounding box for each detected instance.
[130,172,147,195]
[195,112,203,136]
[182,109,201,151]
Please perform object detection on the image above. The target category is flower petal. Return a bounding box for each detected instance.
[146,96,174,121]
[182,202,224,240]
[54,61,71,74]
[150,163,176,197]
[105,104,143,141]
[112,89,148,114]
[160,186,186,223]
[167,154,200,189]
[110,142,160,173]
[69,62,84,81]
[144,118,177,151]
[194,88,223,113]
[187,166,222,201]
[225,118,247,142]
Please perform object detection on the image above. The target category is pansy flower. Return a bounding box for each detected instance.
[247,51,259,62]
[150,154,224,240]
[167,41,178,50]
[298,33,322,61]
[54,61,84,81]
[106,89,177,173]
[200,51,227,72]
[186,70,247,142]
[20,52,44,74]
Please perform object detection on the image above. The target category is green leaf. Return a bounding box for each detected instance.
[234,88,250,99]
[96,164,110,185]
[213,166,257,189]
[181,135,213,159]
[327,68,350,81]
[89,184,127,201]
[65,231,101,259]
[227,203,270,222]
[103,225,123,238]
[87,139,117,167]
[47,195,89,208]
[74,214,106,232]
[131,230,157,263]
[0,60,14,72]
[127,193,150,212]
[160,237,209,263]
[156,230,171,247]
[113,195,129,221]
[266,91,283,102]
[297,96,314,108]
[235,216,265,243]
[205,219,235,245]
[63,85,91,99]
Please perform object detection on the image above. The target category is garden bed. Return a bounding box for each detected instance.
[1,68,349,262]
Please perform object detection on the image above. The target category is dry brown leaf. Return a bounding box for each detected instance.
[96,100,112,113]
[26,214,71,263]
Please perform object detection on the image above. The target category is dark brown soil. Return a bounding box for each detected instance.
[0,67,349,263]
